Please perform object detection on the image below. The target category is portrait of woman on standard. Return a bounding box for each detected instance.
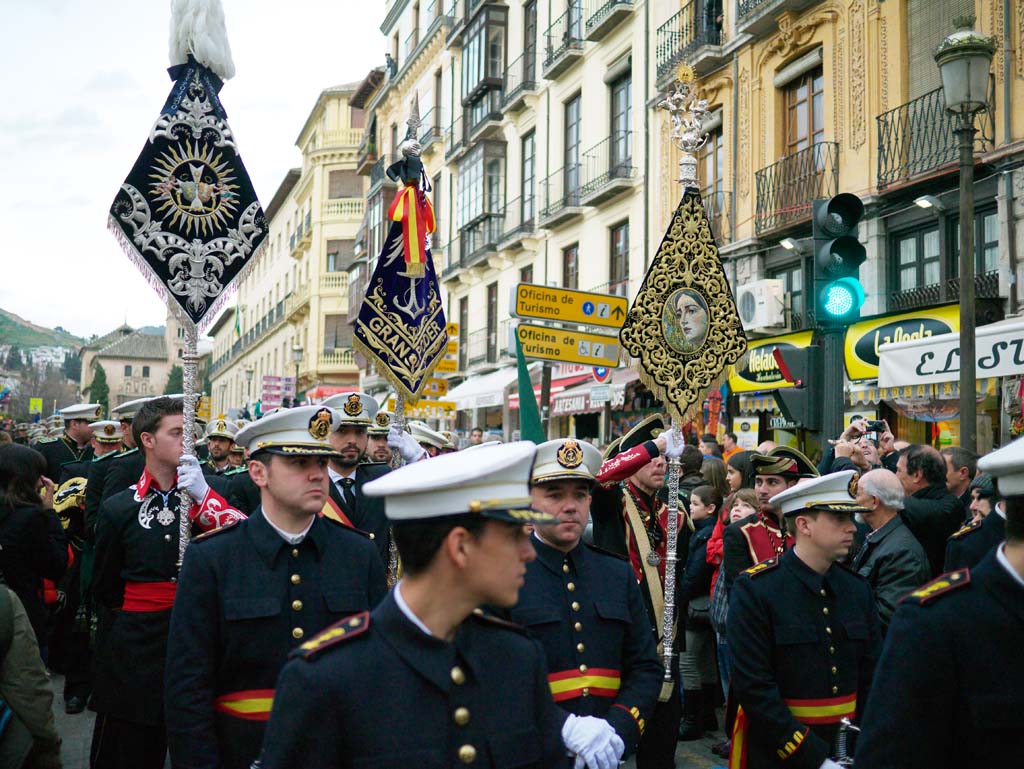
[664,288,709,353]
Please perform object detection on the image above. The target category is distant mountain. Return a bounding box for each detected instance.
[137,325,166,336]
[0,308,84,349]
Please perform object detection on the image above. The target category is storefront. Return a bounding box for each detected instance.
[447,366,520,439]
[546,369,639,444]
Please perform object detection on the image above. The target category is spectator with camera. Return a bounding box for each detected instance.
[896,444,964,575]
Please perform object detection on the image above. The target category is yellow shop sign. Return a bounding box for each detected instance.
[844,305,960,381]
[729,331,814,393]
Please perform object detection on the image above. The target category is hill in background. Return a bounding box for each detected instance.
[0,308,84,349]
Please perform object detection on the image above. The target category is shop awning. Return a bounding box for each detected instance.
[550,369,639,416]
[738,392,781,414]
[508,373,593,410]
[878,318,1024,387]
[447,366,520,410]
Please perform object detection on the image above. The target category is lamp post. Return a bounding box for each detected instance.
[219,382,227,415]
[291,344,304,407]
[934,16,995,453]
[244,365,254,414]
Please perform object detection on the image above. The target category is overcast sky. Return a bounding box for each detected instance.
[0,0,382,339]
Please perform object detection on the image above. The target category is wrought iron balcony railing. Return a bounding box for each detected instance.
[466,89,504,140]
[419,108,443,149]
[876,85,995,189]
[585,0,632,40]
[544,5,585,77]
[581,131,636,203]
[737,0,771,16]
[459,213,504,268]
[889,270,1001,312]
[656,1,722,80]
[426,0,453,34]
[445,115,466,160]
[754,142,839,234]
[541,164,585,226]
[502,52,538,112]
[500,195,537,247]
[368,155,399,192]
[467,327,497,366]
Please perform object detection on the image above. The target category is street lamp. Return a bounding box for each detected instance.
[244,365,254,412]
[219,382,227,414]
[291,344,303,407]
[934,16,996,453]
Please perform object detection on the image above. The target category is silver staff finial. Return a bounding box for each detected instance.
[658,63,709,187]
[401,96,423,159]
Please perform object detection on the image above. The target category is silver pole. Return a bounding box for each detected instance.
[178,321,199,566]
[660,418,682,694]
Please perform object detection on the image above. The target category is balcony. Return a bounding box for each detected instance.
[322,198,365,222]
[702,190,733,244]
[404,29,420,61]
[286,283,311,321]
[446,0,466,46]
[419,108,444,154]
[466,327,499,368]
[465,90,504,142]
[656,1,725,85]
[441,235,463,280]
[318,349,359,374]
[320,272,350,303]
[289,217,312,258]
[459,213,504,269]
[445,115,467,161]
[502,53,538,113]
[356,133,378,175]
[890,271,1001,313]
[736,0,820,38]
[347,268,367,319]
[426,0,454,36]
[498,196,538,250]
[876,86,995,190]
[587,279,632,299]
[369,155,399,194]
[585,0,632,42]
[541,166,586,227]
[754,142,838,235]
[543,6,585,79]
[581,132,636,205]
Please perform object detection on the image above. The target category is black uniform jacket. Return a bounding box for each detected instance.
[34,433,93,484]
[329,462,392,565]
[900,482,964,576]
[726,549,881,769]
[508,537,662,755]
[84,450,120,540]
[856,551,1024,769]
[100,448,145,502]
[164,509,387,769]
[225,466,260,516]
[258,591,570,769]
[943,508,1006,571]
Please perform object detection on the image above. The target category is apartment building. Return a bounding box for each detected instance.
[208,84,366,416]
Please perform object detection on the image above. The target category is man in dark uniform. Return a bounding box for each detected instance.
[727,470,881,769]
[257,442,577,769]
[410,419,448,458]
[856,438,1024,769]
[201,416,237,475]
[90,396,245,769]
[84,398,149,539]
[164,405,387,769]
[366,410,393,463]
[511,437,663,765]
[34,402,100,483]
[721,448,818,593]
[590,415,688,769]
[943,473,1004,570]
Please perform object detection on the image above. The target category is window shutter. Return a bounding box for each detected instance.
[907,0,973,100]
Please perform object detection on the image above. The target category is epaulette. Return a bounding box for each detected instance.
[296,612,370,660]
[36,437,57,444]
[743,557,779,578]
[470,607,529,635]
[904,569,971,605]
[948,520,981,541]
[92,451,117,463]
[585,542,629,561]
[223,466,249,477]
[191,518,242,542]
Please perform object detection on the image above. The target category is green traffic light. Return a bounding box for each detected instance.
[821,277,865,318]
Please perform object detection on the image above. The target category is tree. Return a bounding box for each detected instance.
[165,365,183,394]
[5,345,23,370]
[62,352,81,383]
[90,364,110,417]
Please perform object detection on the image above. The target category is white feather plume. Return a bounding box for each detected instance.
[169,0,236,81]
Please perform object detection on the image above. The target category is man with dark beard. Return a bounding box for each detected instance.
[201,418,237,476]
[365,411,394,464]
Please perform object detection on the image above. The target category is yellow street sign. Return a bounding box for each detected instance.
[387,398,456,419]
[447,322,459,337]
[423,378,449,397]
[516,323,621,367]
[446,340,459,356]
[196,396,211,421]
[29,398,43,414]
[435,358,459,373]
[513,283,628,329]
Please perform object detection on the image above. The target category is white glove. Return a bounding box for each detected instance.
[561,715,624,769]
[819,760,844,769]
[663,428,684,459]
[387,425,427,464]
[177,455,211,501]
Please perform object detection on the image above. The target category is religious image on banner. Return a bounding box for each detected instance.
[108,56,266,331]
[353,103,447,404]
[619,69,747,422]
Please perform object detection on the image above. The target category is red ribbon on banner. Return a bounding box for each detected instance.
[388,185,436,277]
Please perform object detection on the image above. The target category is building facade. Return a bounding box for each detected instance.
[209,84,366,417]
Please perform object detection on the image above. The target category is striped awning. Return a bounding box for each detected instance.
[848,378,998,405]
[738,392,782,414]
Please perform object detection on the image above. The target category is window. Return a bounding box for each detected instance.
[142,366,150,378]
[769,263,805,325]
[367,192,385,260]
[610,222,629,296]
[784,68,824,155]
[952,209,1000,275]
[563,244,579,289]
[324,315,352,350]
[567,0,582,41]
[610,74,632,169]
[462,8,506,103]
[523,1,537,82]
[701,128,725,229]
[459,297,469,370]
[328,170,360,198]
[124,365,132,377]
[521,131,536,224]
[433,173,443,241]
[564,94,582,201]
[520,264,534,284]
[457,144,505,228]
[326,240,355,272]
[486,282,498,362]
[893,226,941,292]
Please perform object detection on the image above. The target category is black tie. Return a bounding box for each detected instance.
[339,477,355,506]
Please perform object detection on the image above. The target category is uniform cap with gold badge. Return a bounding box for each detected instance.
[90,420,124,445]
[235,405,343,458]
[532,438,602,485]
[230,420,250,454]
[59,403,103,422]
[321,391,377,426]
[769,469,868,517]
[439,430,458,451]
[363,440,555,524]
[409,420,447,450]
[205,416,239,441]
[978,435,1024,497]
[110,396,155,422]
[368,411,392,436]
[750,446,819,479]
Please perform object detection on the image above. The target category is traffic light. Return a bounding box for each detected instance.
[772,345,822,432]
[812,194,866,326]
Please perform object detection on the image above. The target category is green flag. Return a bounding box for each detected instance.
[516,336,545,443]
